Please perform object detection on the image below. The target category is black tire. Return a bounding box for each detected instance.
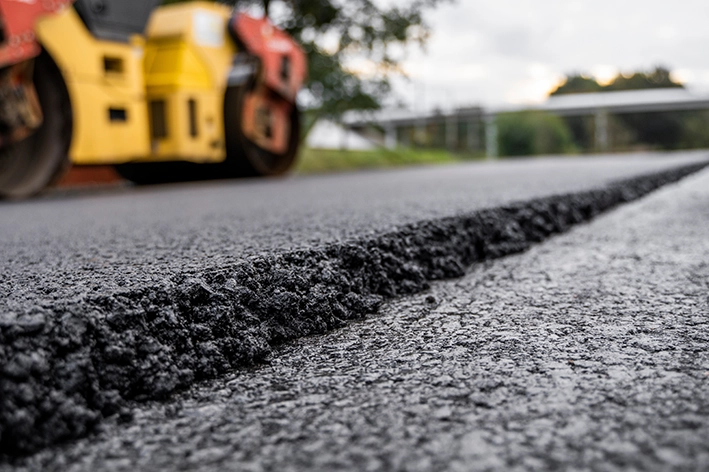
[222,84,301,178]
[0,53,72,199]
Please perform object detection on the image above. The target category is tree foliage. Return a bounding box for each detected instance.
[607,67,682,92]
[551,66,682,96]
[164,0,448,120]
[497,111,577,157]
[551,75,603,95]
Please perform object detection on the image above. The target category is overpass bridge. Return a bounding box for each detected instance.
[343,88,709,157]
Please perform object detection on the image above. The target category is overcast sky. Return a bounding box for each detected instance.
[387,0,709,111]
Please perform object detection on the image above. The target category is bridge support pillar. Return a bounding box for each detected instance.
[595,109,610,152]
[384,125,397,149]
[485,114,498,159]
[446,113,458,151]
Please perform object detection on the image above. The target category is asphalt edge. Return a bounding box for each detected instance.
[1,161,707,457]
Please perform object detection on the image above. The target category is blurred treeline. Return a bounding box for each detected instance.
[499,67,709,156]
[497,112,577,157]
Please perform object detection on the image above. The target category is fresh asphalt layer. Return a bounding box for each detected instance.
[4,152,709,294]
[1,151,708,460]
[6,158,709,471]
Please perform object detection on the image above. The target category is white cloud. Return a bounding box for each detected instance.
[392,0,709,108]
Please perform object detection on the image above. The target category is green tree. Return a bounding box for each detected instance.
[679,110,709,149]
[551,66,682,96]
[550,74,602,96]
[164,0,449,134]
[496,111,577,157]
[607,66,682,92]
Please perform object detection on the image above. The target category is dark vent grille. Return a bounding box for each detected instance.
[188,99,198,138]
[103,57,124,74]
[150,100,167,139]
[109,108,127,122]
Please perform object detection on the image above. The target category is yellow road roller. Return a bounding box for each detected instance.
[0,0,307,198]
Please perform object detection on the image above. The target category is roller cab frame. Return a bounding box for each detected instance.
[0,0,307,197]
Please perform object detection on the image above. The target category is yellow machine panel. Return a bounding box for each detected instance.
[143,2,236,163]
[34,8,151,165]
[34,2,237,166]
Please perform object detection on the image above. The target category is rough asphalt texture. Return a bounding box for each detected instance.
[5,153,709,295]
[0,153,707,458]
[5,160,709,471]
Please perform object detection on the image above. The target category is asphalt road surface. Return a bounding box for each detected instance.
[2,151,709,468]
[4,151,709,301]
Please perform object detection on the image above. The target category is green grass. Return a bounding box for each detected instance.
[295,147,481,174]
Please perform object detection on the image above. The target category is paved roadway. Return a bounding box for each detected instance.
[2,151,708,307]
[2,151,709,469]
[15,156,709,472]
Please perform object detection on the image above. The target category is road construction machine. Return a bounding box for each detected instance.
[0,0,307,198]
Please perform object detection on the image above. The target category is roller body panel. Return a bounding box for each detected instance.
[0,0,306,196]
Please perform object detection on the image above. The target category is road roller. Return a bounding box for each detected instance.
[0,0,307,198]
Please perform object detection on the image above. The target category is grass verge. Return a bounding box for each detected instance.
[295,147,481,174]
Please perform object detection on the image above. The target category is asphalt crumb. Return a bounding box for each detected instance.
[0,162,706,457]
